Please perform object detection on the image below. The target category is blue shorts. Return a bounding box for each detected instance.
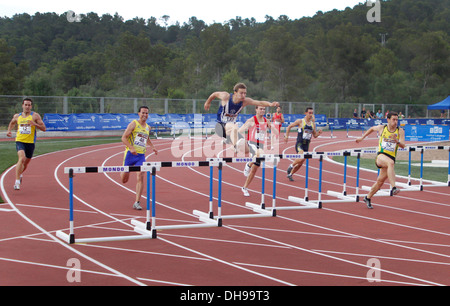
[123,151,146,166]
[16,142,35,159]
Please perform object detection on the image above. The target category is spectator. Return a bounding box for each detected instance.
[360,107,367,119]
[376,110,383,119]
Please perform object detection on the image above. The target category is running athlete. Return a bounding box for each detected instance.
[239,106,276,197]
[356,111,405,209]
[271,106,284,149]
[120,106,158,210]
[204,83,279,150]
[6,98,46,190]
[284,107,322,181]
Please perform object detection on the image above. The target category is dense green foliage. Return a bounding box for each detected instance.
[0,0,449,103]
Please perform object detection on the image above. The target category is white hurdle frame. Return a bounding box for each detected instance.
[56,146,449,244]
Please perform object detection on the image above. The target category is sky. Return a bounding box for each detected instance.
[0,0,365,25]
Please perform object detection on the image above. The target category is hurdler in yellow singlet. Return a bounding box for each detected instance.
[377,125,400,160]
[125,119,150,154]
[15,112,37,144]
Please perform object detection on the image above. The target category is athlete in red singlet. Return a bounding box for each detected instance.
[271,106,284,149]
[238,106,277,197]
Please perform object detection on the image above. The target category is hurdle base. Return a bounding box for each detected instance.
[56,230,74,244]
[56,229,153,244]
[326,191,359,202]
[131,209,221,236]
[216,202,275,220]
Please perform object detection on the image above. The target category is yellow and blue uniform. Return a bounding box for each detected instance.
[295,119,315,153]
[123,120,150,166]
[16,112,36,143]
[377,125,399,164]
[15,112,36,158]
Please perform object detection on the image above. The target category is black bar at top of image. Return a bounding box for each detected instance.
[85,167,99,173]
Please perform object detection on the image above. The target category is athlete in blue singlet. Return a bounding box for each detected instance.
[204,83,280,150]
[284,107,322,181]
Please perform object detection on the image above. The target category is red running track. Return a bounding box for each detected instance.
[1,131,449,286]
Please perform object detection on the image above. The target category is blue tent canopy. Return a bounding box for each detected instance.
[427,95,450,110]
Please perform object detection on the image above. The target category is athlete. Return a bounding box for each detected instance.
[6,98,46,190]
[284,107,322,181]
[271,106,284,149]
[239,106,276,197]
[120,106,158,210]
[204,83,279,150]
[356,111,405,209]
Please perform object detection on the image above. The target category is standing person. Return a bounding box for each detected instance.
[120,106,158,210]
[271,106,284,149]
[284,107,322,181]
[204,83,279,150]
[356,111,405,209]
[239,106,276,197]
[6,98,46,190]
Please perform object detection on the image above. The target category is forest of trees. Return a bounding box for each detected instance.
[0,0,449,105]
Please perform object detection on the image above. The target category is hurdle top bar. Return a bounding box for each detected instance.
[63,146,450,174]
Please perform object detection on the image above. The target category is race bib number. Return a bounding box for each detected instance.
[303,129,313,140]
[19,124,31,134]
[381,139,395,152]
[134,133,148,148]
[255,132,265,141]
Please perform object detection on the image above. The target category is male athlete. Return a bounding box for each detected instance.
[120,106,158,210]
[6,98,46,190]
[284,107,322,181]
[271,106,285,149]
[204,83,279,150]
[239,106,276,197]
[356,111,405,209]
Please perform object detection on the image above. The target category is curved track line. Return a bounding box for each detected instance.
[93,140,448,285]
[54,140,296,286]
[0,147,146,286]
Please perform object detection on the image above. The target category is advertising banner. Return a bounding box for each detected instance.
[404,125,449,141]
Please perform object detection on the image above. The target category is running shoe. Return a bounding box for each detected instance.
[287,165,294,181]
[390,186,400,196]
[364,196,373,209]
[14,183,20,190]
[243,162,251,177]
[241,187,250,197]
[133,201,142,210]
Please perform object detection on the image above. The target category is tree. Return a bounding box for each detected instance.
[0,39,28,94]
[409,31,450,93]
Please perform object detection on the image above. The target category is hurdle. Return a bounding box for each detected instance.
[56,145,449,244]
[217,155,279,219]
[360,145,450,194]
[277,151,365,210]
[404,145,450,189]
[56,166,158,244]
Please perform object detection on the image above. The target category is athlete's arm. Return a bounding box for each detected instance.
[238,117,255,135]
[284,119,301,142]
[6,114,19,138]
[396,128,406,148]
[243,98,279,108]
[147,135,158,155]
[121,121,137,155]
[356,125,383,143]
[31,113,46,132]
[204,91,230,111]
